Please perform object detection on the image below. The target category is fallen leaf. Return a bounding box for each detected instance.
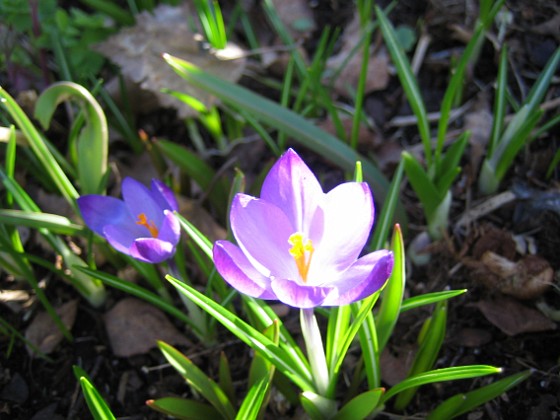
[380,346,414,386]
[476,297,557,336]
[25,299,78,356]
[464,93,493,175]
[326,13,390,96]
[104,298,190,357]
[95,3,246,119]
[450,328,493,347]
[270,0,316,40]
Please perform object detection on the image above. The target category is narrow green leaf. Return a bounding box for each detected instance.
[0,87,79,205]
[436,132,469,193]
[166,275,315,391]
[34,82,108,195]
[147,397,221,419]
[381,365,502,404]
[73,366,116,420]
[376,6,431,164]
[236,376,270,420]
[400,290,467,312]
[175,213,213,259]
[428,370,531,419]
[488,46,508,156]
[0,209,84,235]
[376,224,405,352]
[332,388,384,420]
[402,152,441,216]
[159,341,236,419]
[394,301,447,409]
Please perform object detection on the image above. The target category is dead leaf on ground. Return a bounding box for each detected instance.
[326,12,390,96]
[95,3,246,119]
[25,299,78,356]
[380,346,415,386]
[476,297,557,336]
[270,0,316,41]
[464,93,493,175]
[104,298,190,357]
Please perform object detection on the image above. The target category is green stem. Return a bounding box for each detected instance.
[300,308,329,396]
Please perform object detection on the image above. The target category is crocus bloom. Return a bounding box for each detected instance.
[213,149,394,308]
[77,177,180,263]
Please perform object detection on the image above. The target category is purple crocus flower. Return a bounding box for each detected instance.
[77,177,180,264]
[213,149,394,308]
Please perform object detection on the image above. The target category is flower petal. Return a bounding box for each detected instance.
[271,278,334,308]
[77,195,129,237]
[307,182,373,279]
[103,223,145,255]
[260,149,324,233]
[151,179,179,211]
[231,194,298,279]
[322,250,393,306]
[158,210,181,245]
[122,177,165,225]
[130,238,176,263]
[213,241,276,299]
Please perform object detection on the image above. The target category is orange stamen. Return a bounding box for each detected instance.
[136,213,159,238]
[288,233,314,282]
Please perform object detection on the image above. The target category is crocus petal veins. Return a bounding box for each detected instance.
[288,232,314,282]
[136,212,159,238]
[78,177,180,264]
[213,148,394,308]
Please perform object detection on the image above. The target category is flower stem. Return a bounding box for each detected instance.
[300,308,330,396]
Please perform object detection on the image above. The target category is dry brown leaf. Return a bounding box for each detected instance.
[270,0,316,40]
[95,3,246,118]
[380,346,415,386]
[327,13,390,96]
[476,297,557,336]
[104,298,190,357]
[464,93,493,174]
[25,299,78,356]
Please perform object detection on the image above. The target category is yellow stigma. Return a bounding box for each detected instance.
[136,213,159,238]
[288,232,314,282]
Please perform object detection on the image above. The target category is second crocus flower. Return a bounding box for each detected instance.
[78,177,180,264]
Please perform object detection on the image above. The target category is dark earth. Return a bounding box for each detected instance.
[1,0,559,418]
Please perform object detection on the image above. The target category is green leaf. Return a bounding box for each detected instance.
[402,151,441,216]
[175,213,214,259]
[394,301,447,410]
[73,366,116,420]
[381,365,502,404]
[166,275,315,391]
[34,82,108,195]
[332,388,384,420]
[300,391,337,420]
[376,6,431,164]
[376,224,405,352]
[236,376,270,420]
[436,131,469,193]
[0,209,84,235]
[0,87,79,205]
[428,370,531,419]
[488,46,508,156]
[400,290,467,312]
[147,397,221,419]
[158,341,236,420]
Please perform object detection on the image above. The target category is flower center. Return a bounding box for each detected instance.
[136,213,159,238]
[288,232,314,283]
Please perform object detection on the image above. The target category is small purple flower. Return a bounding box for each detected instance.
[213,149,394,308]
[77,177,180,263]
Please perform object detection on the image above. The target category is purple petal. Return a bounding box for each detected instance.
[130,238,176,263]
[103,223,145,255]
[122,177,165,225]
[260,149,324,233]
[151,179,179,211]
[231,194,298,279]
[322,250,394,306]
[157,210,181,245]
[77,195,129,237]
[308,182,374,279]
[213,241,276,299]
[271,278,334,308]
